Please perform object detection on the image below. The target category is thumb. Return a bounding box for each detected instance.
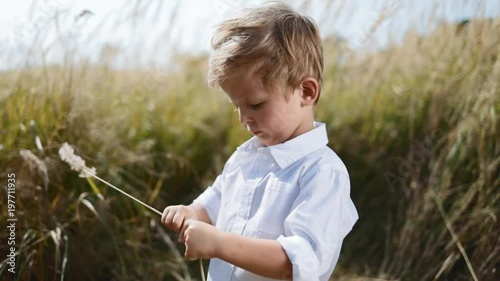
[184,245,196,261]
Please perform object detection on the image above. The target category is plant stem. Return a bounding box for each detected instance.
[82,169,162,216]
[432,193,478,281]
[82,169,206,281]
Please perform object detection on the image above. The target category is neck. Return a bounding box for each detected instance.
[288,116,315,142]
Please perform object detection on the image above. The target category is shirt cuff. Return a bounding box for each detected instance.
[277,235,320,281]
[192,187,220,225]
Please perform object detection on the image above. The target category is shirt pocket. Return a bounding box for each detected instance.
[256,178,296,239]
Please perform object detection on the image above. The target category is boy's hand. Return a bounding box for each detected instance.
[161,205,197,234]
[181,219,223,261]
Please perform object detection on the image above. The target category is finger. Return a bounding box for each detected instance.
[163,210,177,230]
[172,212,186,233]
[179,219,190,242]
[184,245,190,260]
[178,219,186,242]
[184,244,196,261]
[161,207,170,225]
[166,212,176,228]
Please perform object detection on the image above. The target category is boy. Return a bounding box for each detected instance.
[161,2,358,280]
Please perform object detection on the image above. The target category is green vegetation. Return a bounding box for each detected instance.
[0,15,498,281]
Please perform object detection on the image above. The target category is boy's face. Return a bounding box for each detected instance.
[221,72,314,146]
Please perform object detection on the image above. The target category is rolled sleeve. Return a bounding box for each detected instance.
[277,166,358,281]
[277,235,320,281]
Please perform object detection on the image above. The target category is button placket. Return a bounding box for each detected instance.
[229,153,269,280]
[237,151,269,235]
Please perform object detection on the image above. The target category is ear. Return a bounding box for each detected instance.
[298,77,319,106]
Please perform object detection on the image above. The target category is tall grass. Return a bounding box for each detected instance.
[0,3,498,281]
[0,56,228,280]
[327,18,499,281]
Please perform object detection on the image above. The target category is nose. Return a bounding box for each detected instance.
[238,107,253,125]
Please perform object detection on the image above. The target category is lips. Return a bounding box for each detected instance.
[245,124,262,136]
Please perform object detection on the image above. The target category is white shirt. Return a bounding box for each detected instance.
[193,122,358,281]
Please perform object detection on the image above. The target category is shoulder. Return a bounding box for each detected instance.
[302,146,349,178]
[294,146,350,195]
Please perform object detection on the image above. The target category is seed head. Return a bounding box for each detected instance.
[58,142,96,178]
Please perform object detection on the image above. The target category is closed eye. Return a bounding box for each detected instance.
[250,102,264,110]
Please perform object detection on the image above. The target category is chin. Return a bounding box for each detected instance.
[259,136,281,147]
[256,131,289,146]
[257,137,272,147]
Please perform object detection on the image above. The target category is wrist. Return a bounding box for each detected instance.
[186,205,199,221]
[189,203,212,225]
[212,229,228,259]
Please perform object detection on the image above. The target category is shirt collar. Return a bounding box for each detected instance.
[247,122,329,169]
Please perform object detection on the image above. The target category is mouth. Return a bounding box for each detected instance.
[251,130,262,136]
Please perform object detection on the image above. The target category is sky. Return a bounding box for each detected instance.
[0,0,498,70]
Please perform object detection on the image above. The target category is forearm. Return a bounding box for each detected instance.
[215,232,292,280]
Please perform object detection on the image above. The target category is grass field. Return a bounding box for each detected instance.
[0,3,498,281]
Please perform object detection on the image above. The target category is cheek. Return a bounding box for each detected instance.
[261,106,295,131]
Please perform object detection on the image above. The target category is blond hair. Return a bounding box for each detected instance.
[208,2,324,101]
